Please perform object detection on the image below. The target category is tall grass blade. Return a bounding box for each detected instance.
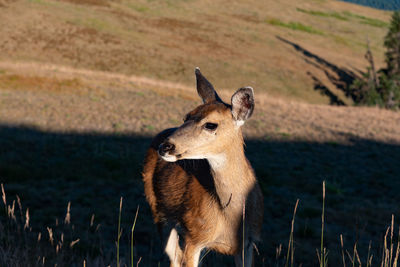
[340,234,346,267]
[366,241,372,267]
[346,249,354,266]
[383,227,390,267]
[1,183,6,208]
[394,226,400,267]
[199,249,211,264]
[320,181,326,267]
[355,245,361,267]
[117,197,123,267]
[131,205,140,267]
[285,199,299,267]
[391,215,395,267]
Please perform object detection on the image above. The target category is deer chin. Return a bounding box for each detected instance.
[177,153,208,160]
[163,151,206,162]
[160,154,178,162]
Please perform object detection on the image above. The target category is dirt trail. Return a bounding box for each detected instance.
[0,61,193,93]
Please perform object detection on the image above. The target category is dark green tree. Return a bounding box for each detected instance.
[350,11,400,109]
[384,11,400,75]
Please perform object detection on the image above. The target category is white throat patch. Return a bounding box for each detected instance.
[235,120,245,127]
[207,153,227,170]
[161,154,178,162]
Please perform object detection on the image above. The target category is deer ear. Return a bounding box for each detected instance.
[195,67,221,103]
[231,87,254,126]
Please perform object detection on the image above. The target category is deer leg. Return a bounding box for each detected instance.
[182,242,203,267]
[165,228,183,267]
[234,240,254,267]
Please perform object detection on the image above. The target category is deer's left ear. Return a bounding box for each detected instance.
[231,87,255,126]
[195,67,222,104]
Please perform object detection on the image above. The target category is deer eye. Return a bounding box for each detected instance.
[204,122,218,131]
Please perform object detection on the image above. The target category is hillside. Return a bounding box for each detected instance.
[1,0,400,266]
[340,0,400,10]
[1,60,400,266]
[0,0,391,105]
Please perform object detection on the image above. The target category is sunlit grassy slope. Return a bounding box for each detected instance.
[0,0,391,104]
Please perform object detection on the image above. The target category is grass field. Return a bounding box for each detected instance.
[0,0,400,266]
[1,61,400,266]
[0,0,392,104]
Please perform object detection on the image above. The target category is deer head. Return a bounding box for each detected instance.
[158,68,255,163]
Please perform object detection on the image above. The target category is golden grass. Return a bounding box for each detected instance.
[0,183,145,266]
[2,179,400,266]
[0,0,392,104]
[1,60,399,144]
[0,74,84,94]
[285,199,299,267]
[60,0,109,6]
[276,182,400,267]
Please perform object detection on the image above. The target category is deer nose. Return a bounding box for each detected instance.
[159,141,175,155]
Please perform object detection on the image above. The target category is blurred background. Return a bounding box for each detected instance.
[0,0,400,266]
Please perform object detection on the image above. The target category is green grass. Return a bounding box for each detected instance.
[333,35,350,46]
[297,8,349,21]
[265,18,325,35]
[359,18,389,27]
[126,3,149,13]
[297,8,388,28]
[145,124,155,131]
[69,17,110,32]
[343,11,389,27]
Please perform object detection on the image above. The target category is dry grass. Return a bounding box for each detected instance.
[60,0,110,6]
[2,179,400,266]
[0,182,148,266]
[1,61,399,143]
[0,74,83,94]
[277,183,400,267]
[0,0,392,104]
[0,61,399,265]
[0,184,103,266]
[0,0,399,265]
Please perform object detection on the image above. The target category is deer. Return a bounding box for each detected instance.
[142,68,263,267]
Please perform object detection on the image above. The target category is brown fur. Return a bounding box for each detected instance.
[143,102,263,266]
[143,69,262,266]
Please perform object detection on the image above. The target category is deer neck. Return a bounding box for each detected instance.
[207,138,255,211]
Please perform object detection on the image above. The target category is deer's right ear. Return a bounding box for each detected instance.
[195,67,221,104]
[231,87,255,127]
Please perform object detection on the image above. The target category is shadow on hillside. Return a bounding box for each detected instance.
[1,124,400,266]
[276,36,362,105]
[307,72,346,105]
